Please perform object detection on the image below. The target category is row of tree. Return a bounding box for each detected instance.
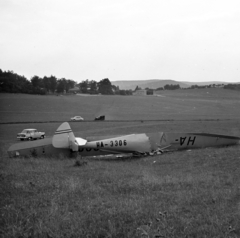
[223,84,240,90]
[0,69,76,94]
[138,84,181,91]
[1,69,239,95]
[156,83,239,90]
[79,78,133,95]
[0,69,133,95]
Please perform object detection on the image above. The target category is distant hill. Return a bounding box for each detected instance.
[111,79,239,90]
[112,79,190,90]
[180,81,231,86]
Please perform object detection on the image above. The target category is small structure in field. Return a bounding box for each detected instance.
[69,86,80,94]
[133,89,147,96]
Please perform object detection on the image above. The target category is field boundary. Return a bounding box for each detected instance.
[0,118,237,125]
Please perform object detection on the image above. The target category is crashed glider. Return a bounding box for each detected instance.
[8,122,240,158]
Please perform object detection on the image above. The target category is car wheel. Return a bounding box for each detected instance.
[20,139,24,141]
[41,135,44,139]
[29,137,33,140]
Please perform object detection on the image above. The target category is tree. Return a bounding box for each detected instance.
[17,75,32,93]
[31,76,43,88]
[112,85,120,94]
[134,85,141,91]
[49,75,57,93]
[98,78,113,95]
[56,79,66,93]
[43,76,51,92]
[89,80,98,94]
[79,80,89,93]
[66,80,76,93]
[164,84,180,90]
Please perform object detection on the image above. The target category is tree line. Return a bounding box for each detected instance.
[223,83,240,90]
[0,69,75,94]
[138,84,181,91]
[1,68,239,95]
[0,69,132,95]
[79,78,132,95]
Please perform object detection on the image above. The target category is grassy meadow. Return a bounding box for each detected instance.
[0,88,240,123]
[0,90,240,237]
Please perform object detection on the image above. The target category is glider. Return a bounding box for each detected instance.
[8,122,240,158]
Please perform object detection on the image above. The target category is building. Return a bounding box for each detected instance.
[133,89,147,96]
[69,86,80,94]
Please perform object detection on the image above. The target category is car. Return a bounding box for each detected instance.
[71,116,84,121]
[94,115,105,121]
[17,129,45,141]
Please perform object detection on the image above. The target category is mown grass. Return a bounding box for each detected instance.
[1,88,240,123]
[1,146,240,237]
[1,90,240,237]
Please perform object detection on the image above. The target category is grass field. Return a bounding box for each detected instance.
[0,90,240,237]
[0,88,240,123]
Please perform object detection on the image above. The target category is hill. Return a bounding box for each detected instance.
[112,79,189,90]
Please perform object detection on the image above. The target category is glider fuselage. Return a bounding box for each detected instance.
[7,130,240,158]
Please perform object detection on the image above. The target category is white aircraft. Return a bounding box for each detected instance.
[8,122,240,158]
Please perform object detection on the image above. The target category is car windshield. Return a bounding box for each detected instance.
[21,129,36,133]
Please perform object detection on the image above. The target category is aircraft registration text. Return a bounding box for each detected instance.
[96,140,127,148]
[175,136,196,146]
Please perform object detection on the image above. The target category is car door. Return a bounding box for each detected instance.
[30,130,35,139]
[34,130,39,139]
[28,130,33,139]
[26,131,31,139]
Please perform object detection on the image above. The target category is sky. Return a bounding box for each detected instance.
[1,0,240,83]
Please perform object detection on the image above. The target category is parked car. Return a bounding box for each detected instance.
[17,129,45,141]
[71,116,84,121]
[94,115,105,121]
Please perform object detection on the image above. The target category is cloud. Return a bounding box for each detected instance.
[0,0,240,82]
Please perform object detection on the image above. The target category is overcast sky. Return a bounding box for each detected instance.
[1,0,240,83]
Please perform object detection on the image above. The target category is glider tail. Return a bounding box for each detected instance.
[52,122,87,151]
